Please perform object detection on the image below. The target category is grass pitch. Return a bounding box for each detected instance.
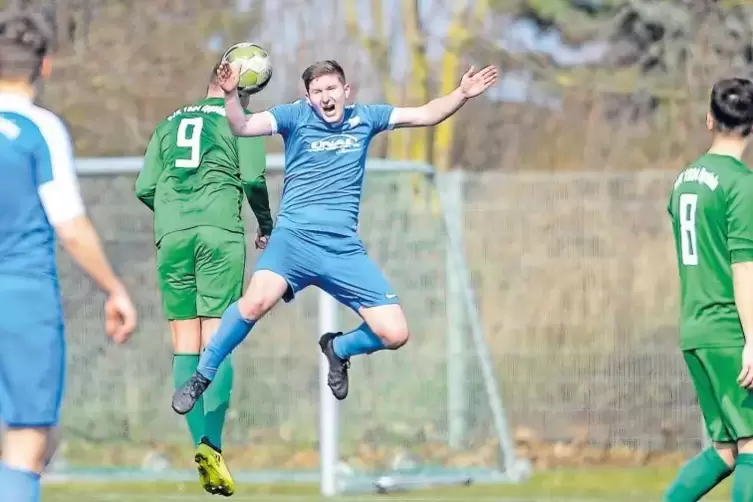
[43,467,731,501]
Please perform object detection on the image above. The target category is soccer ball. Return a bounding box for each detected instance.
[222,42,273,96]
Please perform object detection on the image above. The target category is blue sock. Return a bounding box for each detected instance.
[0,464,40,502]
[332,323,386,359]
[197,302,255,381]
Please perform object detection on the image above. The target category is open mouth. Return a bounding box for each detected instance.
[322,103,336,114]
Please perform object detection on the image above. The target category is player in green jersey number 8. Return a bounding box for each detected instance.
[665,78,753,502]
[135,62,272,497]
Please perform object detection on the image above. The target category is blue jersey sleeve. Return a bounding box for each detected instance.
[268,100,305,137]
[363,104,395,134]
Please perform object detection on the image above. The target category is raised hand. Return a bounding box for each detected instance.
[216,60,241,94]
[459,65,499,99]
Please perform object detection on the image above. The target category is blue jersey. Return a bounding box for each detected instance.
[268,100,394,236]
[0,92,82,428]
[0,92,84,281]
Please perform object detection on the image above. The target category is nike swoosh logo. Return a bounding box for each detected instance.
[385,294,397,299]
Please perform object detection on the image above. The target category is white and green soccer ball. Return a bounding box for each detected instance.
[222,42,273,95]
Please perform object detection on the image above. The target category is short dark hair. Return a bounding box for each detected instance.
[710,78,753,137]
[301,60,345,92]
[209,62,221,85]
[0,7,56,82]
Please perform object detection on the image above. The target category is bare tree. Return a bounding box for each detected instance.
[38,0,263,156]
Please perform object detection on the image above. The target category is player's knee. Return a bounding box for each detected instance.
[362,305,410,349]
[375,323,410,349]
[237,271,289,320]
[237,295,272,320]
[237,285,281,320]
[2,426,58,474]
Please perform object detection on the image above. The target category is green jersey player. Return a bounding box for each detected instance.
[134,63,272,497]
[665,78,753,502]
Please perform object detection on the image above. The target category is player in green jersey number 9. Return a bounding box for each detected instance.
[666,78,753,502]
[134,62,272,497]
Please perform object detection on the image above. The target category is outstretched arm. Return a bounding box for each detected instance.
[225,88,276,137]
[217,60,276,137]
[391,88,468,128]
[390,66,498,128]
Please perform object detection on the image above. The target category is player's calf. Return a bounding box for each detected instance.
[733,437,753,502]
[663,442,735,502]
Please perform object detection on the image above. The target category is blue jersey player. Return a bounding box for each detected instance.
[0,8,137,501]
[173,59,497,414]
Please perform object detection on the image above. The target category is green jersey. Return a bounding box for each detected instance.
[668,153,753,350]
[134,97,272,243]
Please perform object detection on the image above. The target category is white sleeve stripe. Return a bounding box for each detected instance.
[265,110,279,135]
[26,106,85,224]
[387,108,400,131]
[38,181,85,224]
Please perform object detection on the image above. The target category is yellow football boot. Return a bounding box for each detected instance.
[195,439,235,497]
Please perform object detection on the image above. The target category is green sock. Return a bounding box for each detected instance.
[663,447,732,502]
[203,357,234,450]
[733,453,753,502]
[173,354,205,446]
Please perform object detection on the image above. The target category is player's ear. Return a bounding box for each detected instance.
[239,93,250,109]
[305,92,312,105]
[343,82,351,100]
[40,56,53,79]
[706,111,715,132]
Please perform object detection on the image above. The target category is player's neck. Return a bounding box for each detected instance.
[205,85,225,99]
[0,80,35,99]
[708,137,747,161]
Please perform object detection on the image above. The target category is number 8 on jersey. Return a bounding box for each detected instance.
[679,193,698,266]
[668,154,753,350]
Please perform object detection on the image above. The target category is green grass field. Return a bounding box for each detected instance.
[42,468,731,501]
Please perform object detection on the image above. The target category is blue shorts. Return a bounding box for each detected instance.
[254,227,399,311]
[0,275,65,428]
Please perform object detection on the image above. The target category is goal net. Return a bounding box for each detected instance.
[52,156,527,492]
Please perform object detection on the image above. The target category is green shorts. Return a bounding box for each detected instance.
[684,347,753,442]
[156,226,246,321]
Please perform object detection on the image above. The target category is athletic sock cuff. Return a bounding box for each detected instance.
[231,302,255,325]
[1,464,41,480]
[200,436,222,453]
[737,452,753,467]
[703,447,733,472]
